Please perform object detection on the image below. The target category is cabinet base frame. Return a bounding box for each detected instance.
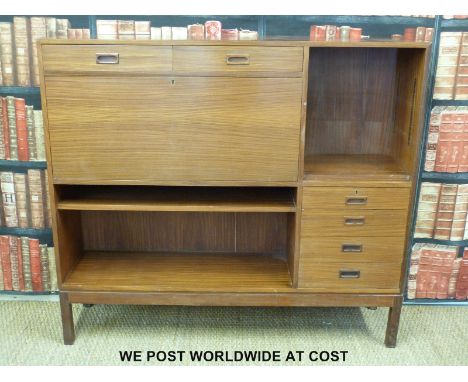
[60,291,402,347]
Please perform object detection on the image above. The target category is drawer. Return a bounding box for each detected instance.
[300,236,406,263]
[302,187,410,214]
[41,45,172,75]
[301,209,408,237]
[173,46,304,76]
[298,261,401,292]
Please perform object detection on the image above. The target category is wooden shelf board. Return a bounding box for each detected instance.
[63,251,292,293]
[57,186,296,212]
[303,154,410,182]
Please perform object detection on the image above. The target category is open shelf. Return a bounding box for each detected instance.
[304,154,410,181]
[56,186,296,213]
[62,251,291,292]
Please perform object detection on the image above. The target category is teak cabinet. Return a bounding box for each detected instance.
[38,40,430,347]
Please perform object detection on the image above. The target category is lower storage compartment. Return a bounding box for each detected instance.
[298,261,402,292]
[57,209,295,292]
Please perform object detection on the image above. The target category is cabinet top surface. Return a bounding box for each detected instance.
[38,39,431,49]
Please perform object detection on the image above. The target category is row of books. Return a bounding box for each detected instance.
[424,106,468,173]
[309,25,363,42]
[434,32,468,100]
[0,97,45,162]
[0,17,89,87]
[408,244,467,300]
[415,183,468,241]
[392,27,434,42]
[0,170,51,230]
[96,20,258,41]
[0,235,56,292]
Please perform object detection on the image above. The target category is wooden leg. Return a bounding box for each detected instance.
[385,296,403,348]
[60,292,75,345]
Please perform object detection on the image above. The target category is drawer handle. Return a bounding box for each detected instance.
[339,270,361,279]
[342,244,363,252]
[226,54,250,65]
[344,217,365,225]
[96,53,119,64]
[345,196,368,205]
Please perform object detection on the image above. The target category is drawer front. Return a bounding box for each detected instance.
[298,261,401,292]
[41,45,172,74]
[173,46,304,76]
[45,75,302,184]
[300,236,406,263]
[302,187,410,213]
[301,209,408,237]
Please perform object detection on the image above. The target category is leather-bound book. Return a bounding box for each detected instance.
[0,97,5,160]
[450,184,468,241]
[416,247,433,298]
[455,32,468,100]
[221,29,238,41]
[415,27,426,42]
[29,238,42,291]
[56,19,70,39]
[448,257,461,298]
[135,21,150,40]
[13,173,29,228]
[67,29,76,40]
[205,21,221,40]
[424,106,444,172]
[455,256,468,300]
[150,27,162,40]
[434,32,462,100]
[33,111,45,161]
[403,28,416,41]
[437,250,456,299]
[446,108,464,173]
[458,107,468,172]
[26,105,36,161]
[434,184,458,240]
[46,17,57,38]
[0,22,15,86]
[407,243,426,299]
[6,96,18,160]
[96,20,118,40]
[43,171,52,228]
[30,17,47,86]
[0,235,12,290]
[1,172,18,228]
[414,182,441,238]
[188,24,204,40]
[0,239,3,290]
[13,17,31,86]
[325,25,337,41]
[118,20,135,40]
[171,27,188,40]
[21,236,32,291]
[8,235,20,291]
[16,237,24,291]
[40,244,50,291]
[435,107,456,172]
[15,98,28,161]
[424,28,434,42]
[82,29,90,39]
[1,98,8,159]
[47,247,57,291]
[27,169,44,229]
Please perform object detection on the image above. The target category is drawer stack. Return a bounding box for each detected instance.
[299,186,411,293]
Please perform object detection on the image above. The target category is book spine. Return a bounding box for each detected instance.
[33,111,45,161]
[16,236,24,291]
[0,22,16,86]
[0,171,18,227]
[455,258,468,299]
[0,97,5,160]
[6,96,18,160]
[96,20,118,40]
[45,18,57,38]
[407,243,423,299]
[446,112,464,173]
[455,33,468,100]
[434,32,462,100]
[9,235,19,291]
[416,247,433,298]
[1,97,10,159]
[15,98,29,161]
[13,173,29,228]
[459,108,468,172]
[0,53,3,85]
[448,258,461,298]
[13,17,31,87]
[82,29,90,39]
[26,105,36,161]
[450,184,468,241]
[47,246,57,291]
[434,184,458,240]
[40,244,50,291]
[424,106,443,172]
[29,17,47,87]
[56,19,70,40]
[0,235,12,290]
[117,20,135,40]
[29,238,42,291]
[134,21,150,40]
[437,250,456,299]
[414,182,441,238]
[43,171,52,228]
[21,236,32,291]
[0,240,3,290]
[435,109,454,172]
[27,169,44,229]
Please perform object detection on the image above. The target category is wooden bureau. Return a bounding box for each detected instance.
[38,39,430,347]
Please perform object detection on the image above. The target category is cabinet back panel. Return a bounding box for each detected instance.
[305,48,397,156]
[81,211,288,256]
[44,75,302,184]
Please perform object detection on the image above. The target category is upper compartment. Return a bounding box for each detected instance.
[303,46,428,182]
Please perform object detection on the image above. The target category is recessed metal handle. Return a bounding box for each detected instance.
[96,53,119,64]
[339,270,361,279]
[344,216,365,225]
[342,244,363,252]
[345,196,368,205]
[226,54,250,65]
